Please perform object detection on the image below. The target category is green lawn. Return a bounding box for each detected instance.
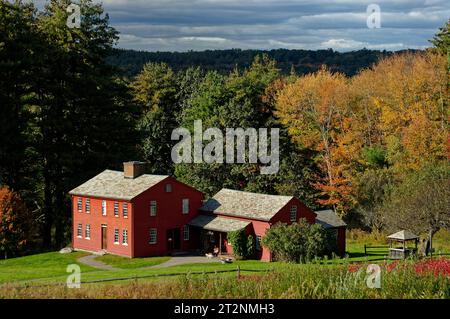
[94,255,171,269]
[0,251,273,287]
[1,229,449,288]
[0,251,97,284]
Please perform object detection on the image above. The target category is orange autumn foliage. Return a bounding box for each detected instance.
[274,51,449,217]
[0,187,32,253]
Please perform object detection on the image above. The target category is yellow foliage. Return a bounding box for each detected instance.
[274,51,449,216]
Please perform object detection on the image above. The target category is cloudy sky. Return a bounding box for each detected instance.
[42,0,450,52]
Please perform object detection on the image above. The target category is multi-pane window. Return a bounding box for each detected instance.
[150,201,157,216]
[165,184,172,192]
[114,202,119,217]
[149,228,157,244]
[114,228,119,244]
[256,235,262,250]
[85,224,91,239]
[77,224,82,237]
[122,229,128,245]
[123,203,128,218]
[77,198,82,212]
[102,200,107,215]
[183,225,189,241]
[290,205,297,222]
[85,198,90,213]
[182,199,189,214]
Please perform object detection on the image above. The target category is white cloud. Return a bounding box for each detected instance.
[36,0,450,51]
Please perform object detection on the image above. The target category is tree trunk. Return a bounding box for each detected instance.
[421,228,438,257]
[42,169,53,249]
[428,228,434,257]
[54,183,67,249]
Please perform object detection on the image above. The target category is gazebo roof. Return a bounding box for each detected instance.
[387,230,418,241]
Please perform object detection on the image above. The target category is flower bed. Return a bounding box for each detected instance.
[348,257,450,277]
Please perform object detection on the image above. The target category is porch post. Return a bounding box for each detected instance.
[219,232,222,255]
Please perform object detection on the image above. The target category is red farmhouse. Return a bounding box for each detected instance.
[69,162,204,258]
[69,162,346,260]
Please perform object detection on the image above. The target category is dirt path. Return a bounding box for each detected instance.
[77,255,119,271]
[149,256,219,269]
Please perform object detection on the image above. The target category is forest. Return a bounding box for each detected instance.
[106,47,403,77]
[0,0,449,259]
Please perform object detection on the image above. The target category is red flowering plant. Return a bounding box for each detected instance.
[347,258,450,277]
[414,258,450,277]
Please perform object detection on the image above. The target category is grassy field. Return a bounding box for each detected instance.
[1,229,449,298]
[1,260,449,299]
[94,255,171,269]
[0,251,96,284]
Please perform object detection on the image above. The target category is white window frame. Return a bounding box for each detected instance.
[102,200,107,216]
[85,224,91,240]
[183,225,189,241]
[114,228,119,244]
[85,198,90,213]
[77,198,82,212]
[290,205,297,222]
[114,202,119,217]
[122,229,128,245]
[149,228,157,244]
[77,224,82,238]
[123,203,128,218]
[150,201,157,216]
[165,184,172,193]
[182,198,189,214]
[256,235,262,251]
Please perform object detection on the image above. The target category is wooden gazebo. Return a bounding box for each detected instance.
[387,230,418,259]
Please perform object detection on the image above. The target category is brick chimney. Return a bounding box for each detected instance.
[123,161,147,179]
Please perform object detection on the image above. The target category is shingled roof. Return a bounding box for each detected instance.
[188,215,250,232]
[69,170,169,200]
[315,210,346,229]
[200,188,294,221]
[387,230,418,241]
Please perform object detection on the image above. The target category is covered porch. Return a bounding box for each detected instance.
[188,215,250,257]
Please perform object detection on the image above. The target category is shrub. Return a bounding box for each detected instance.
[227,229,247,259]
[262,219,329,263]
[228,230,256,260]
[246,235,255,259]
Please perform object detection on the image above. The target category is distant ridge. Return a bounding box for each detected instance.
[106,47,419,77]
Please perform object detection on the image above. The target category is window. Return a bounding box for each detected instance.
[122,229,128,245]
[102,200,107,215]
[183,225,189,241]
[150,201,157,216]
[77,198,82,212]
[165,184,172,192]
[114,202,119,217]
[85,199,90,213]
[149,228,157,244]
[290,205,297,222]
[123,203,128,218]
[77,224,82,237]
[114,228,119,244]
[182,199,189,214]
[256,235,262,250]
[85,224,91,239]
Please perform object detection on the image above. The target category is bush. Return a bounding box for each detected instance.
[246,235,255,259]
[227,230,256,260]
[227,229,247,259]
[261,219,329,263]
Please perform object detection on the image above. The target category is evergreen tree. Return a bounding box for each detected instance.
[34,0,137,248]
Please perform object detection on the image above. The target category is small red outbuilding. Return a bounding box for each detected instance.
[189,188,317,261]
